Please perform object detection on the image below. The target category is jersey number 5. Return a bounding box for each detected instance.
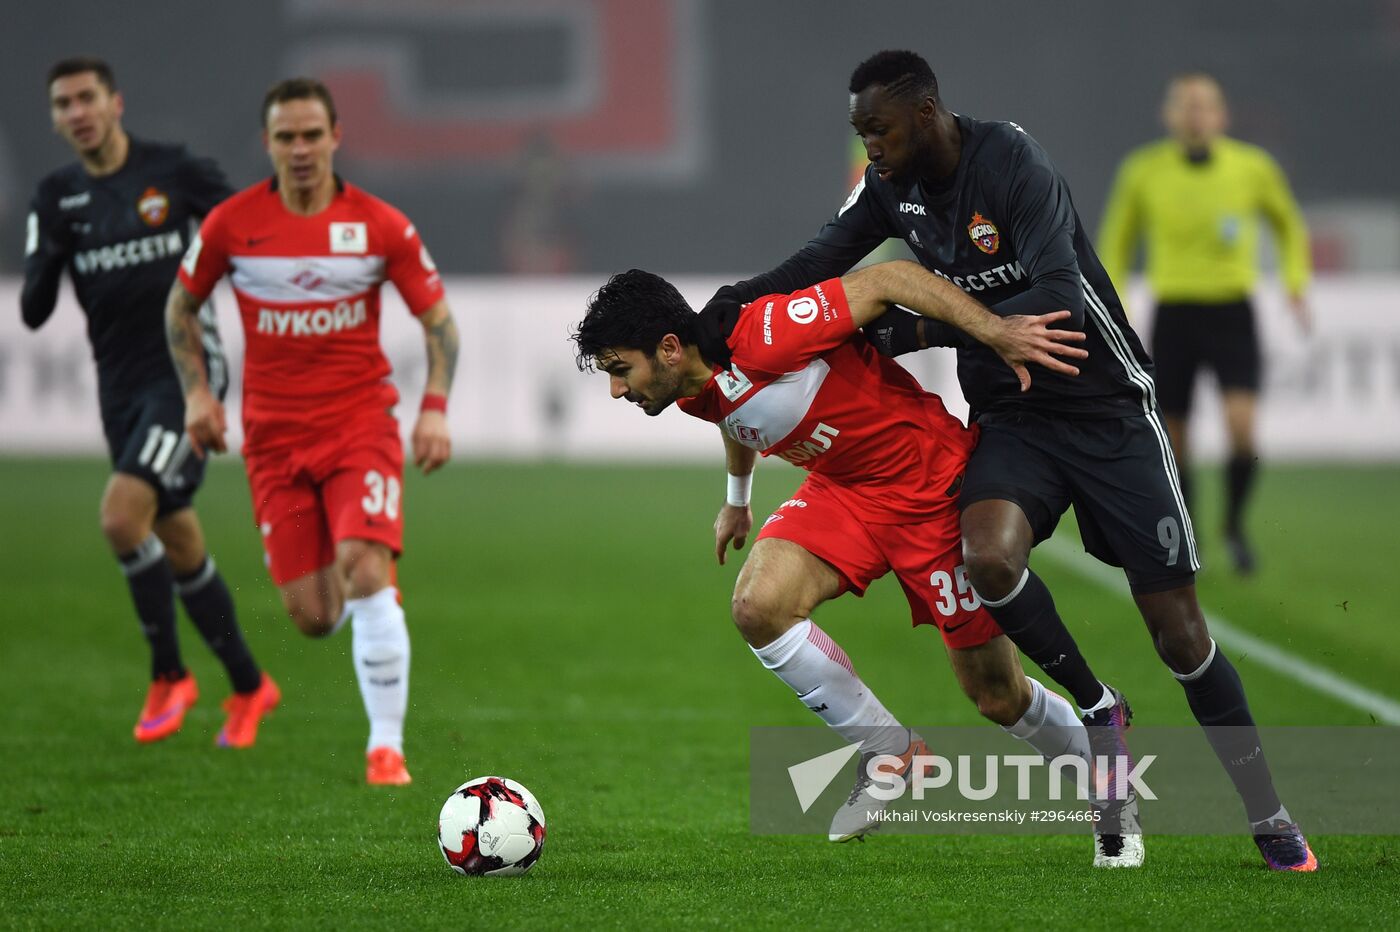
[778,423,840,465]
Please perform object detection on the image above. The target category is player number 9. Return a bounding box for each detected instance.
[1157,516,1180,567]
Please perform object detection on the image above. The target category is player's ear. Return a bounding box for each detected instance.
[331,120,344,150]
[111,90,125,121]
[656,333,683,365]
[917,96,937,126]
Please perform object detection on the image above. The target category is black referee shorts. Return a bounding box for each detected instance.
[959,409,1200,594]
[1150,299,1261,416]
[101,384,208,517]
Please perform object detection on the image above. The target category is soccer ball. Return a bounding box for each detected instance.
[437,776,546,876]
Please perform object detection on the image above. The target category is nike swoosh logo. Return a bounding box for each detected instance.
[943,619,971,633]
[362,657,397,667]
[246,236,274,246]
[139,705,186,728]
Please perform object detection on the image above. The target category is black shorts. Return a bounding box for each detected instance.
[101,385,207,517]
[1150,299,1261,416]
[960,409,1199,594]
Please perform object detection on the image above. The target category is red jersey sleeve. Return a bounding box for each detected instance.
[729,279,856,374]
[379,205,445,316]
[177,204,231,300]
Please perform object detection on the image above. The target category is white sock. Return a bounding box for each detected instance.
[752,619,906,755]
[330,603,352,637]
[1252,805,1293,829]
[1005,677,1093,799]
[348,586,409,754]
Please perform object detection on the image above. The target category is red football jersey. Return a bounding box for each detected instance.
[676,279,976,522]
[178,179,444,453]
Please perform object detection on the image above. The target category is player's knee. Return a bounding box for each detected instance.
[969,682,1025,727]
[730,586,792,648]
[99,506,151,554]
[1140,598,1212,673]
[1151,628,1211,675]
[337,541,391,599]
[157,537,205,576]
[283,594,337,638]
[962,542,1025,603]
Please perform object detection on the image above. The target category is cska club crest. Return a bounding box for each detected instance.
[137,187,169,227]
[968,212,999,255]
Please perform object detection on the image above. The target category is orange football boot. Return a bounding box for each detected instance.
[366,746,412,786]
[134,672,198,743]
[216,673,281,748]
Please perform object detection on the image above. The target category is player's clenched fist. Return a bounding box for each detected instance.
[412,410,451,474]
[184,386,228,457]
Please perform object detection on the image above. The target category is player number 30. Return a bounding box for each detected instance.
[362,470,401,520]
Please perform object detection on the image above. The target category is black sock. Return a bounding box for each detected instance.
[119,536,183,680]
[177,556,262,693]
[1176,643,1282,824]
[981,569,1104,710]
[1225,454,1257,536]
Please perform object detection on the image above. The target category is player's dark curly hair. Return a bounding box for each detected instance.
[48,57,116,92]
[849,50,939,105]
[572,270,697,372]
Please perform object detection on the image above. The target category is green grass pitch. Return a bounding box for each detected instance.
[2,458,1396,929]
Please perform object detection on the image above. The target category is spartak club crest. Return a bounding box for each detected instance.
[968,212,999,255]
[137,187,169,227]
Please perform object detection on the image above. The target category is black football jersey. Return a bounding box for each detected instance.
[732,114,1155,420]
[21,137,232,408]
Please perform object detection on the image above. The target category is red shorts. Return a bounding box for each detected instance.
[244,413,405,585]
[755,474,1001,649]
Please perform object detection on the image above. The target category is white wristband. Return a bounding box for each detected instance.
[726,472,752,507]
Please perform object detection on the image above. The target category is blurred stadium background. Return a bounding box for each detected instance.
[2,0,1398,459]
[3,1,1398,926]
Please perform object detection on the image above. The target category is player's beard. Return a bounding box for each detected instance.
[639,364,684,417]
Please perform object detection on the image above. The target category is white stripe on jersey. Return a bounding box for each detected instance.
[1079,276,1200,571]
[838,176,867,218]
[721,359,832,451]
[229,255,387,302]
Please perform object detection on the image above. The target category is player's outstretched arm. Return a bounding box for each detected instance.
[841,260,1088,392]
[715,434,756,566]
[164,280,226,456]
[412,299,459,475]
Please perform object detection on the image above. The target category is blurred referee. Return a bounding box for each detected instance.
[1099,73,1311,574]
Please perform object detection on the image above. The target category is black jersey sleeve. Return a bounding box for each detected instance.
[986,140,1085,328]
[180,151,234,217]
[730,168,889,303]
[20,186,69,330]
[723,167,965,356]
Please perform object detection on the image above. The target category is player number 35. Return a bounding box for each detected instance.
[929,564,982,617]
[362,470,401,520]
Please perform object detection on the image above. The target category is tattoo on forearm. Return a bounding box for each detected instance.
[165,285,209,394]
[424,312,460,394]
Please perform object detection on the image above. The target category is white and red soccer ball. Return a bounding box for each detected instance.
[438,776,546,876]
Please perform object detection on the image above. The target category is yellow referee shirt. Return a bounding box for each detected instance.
[1098,137,1311,304]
